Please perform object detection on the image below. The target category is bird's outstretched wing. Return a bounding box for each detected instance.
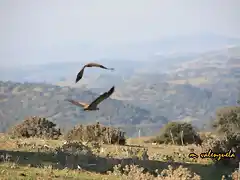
[85,62,114,70]
[88,86,115,108]
[75,67,85,83]
[75,62,114,83]
[65,99,89,108]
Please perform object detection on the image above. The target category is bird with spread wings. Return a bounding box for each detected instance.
[65,86,115,111]
[75,62,114,83]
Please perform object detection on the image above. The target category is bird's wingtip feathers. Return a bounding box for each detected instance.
[110,86,115,93]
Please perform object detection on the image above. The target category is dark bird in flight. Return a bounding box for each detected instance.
[65,86,115,111]
[75,62,114,83]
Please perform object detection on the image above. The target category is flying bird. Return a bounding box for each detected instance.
[75,62,114,83]
[65,86,115,111]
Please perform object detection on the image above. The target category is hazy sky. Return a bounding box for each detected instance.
[0,0,240,66]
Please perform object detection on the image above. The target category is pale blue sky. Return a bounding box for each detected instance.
[0,0,240,66]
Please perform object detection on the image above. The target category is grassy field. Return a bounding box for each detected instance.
[0,134,237,179]
[0,164,115,180]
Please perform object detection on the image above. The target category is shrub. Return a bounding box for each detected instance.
[8,116,61,139]
[201,133,240,166]
[205,106,240,166]
[213,106,240,137]
[231,169,240,180]
[198,132,216,142]
[109,164,156,180]
[159,165,201,180]
[108,164,201,180]
[55,141,94,156]
[65,122,126,145]
[153,122,202,145]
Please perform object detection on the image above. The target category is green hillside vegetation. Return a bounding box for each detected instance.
[114,48,240,129]
[0,81,152,136]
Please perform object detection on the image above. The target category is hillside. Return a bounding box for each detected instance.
[0,81,154,136]
[0,47,240,137]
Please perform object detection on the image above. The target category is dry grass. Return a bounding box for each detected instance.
[0,135,217,165]
[0,134,63,151]
[0,134,237,180]
[127,136,155,145]
[0,163,116,180]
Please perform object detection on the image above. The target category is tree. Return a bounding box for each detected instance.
[153,121,202,145]
[212,106,240,137]
[203,106,240,166]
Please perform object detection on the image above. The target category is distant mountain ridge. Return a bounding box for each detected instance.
[100,33,240,60]
[0,81,159,136]
[0,41,240,137]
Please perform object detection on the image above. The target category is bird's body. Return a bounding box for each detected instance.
[75,62,114,83]
[66,86,115,111]
[84,62,113,69]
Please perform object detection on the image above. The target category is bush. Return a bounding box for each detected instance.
[198,132,216,143]
[201,136,227,165]
[153,122,202,145]
[231,169,240,180]
[109,164,201,180]
[65,122,126,145]
[213,106,240,137]
[8,116,61,139]
[201,135,240,166]
[204,106,240,167]
[55,141,94,156]
[159,165,201,180]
